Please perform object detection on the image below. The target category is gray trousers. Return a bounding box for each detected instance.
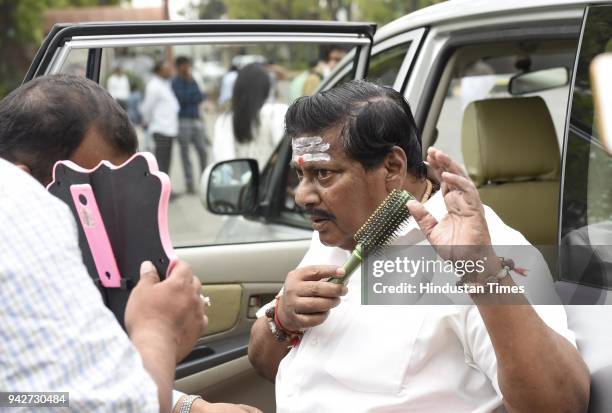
[178,118,208,189]
[153,132,173,174]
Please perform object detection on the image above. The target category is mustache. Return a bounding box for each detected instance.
[304,208,336,220]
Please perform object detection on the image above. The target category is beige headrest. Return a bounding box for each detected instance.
[461,97,560,186]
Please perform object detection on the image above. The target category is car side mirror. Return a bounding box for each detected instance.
[201,159,259,215]
[509,67,569,95]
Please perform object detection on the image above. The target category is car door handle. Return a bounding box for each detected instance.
[175,334,249,379]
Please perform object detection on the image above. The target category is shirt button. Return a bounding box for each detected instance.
[311,337,319,346]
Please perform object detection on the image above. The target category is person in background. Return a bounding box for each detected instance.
[218,64,238,108]
[213,63,287,168]
[172,56,208,194]
[289,59,317,103]
[141,60,179,176]
[302,45,349,96]
[0,74,261,413]
[106,64,131,111]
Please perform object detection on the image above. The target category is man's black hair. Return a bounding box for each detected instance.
[285,80,426,178]
[0,74,137,183]
[319,44,351,62]
[175,56,192,67]
[153,60,166,74]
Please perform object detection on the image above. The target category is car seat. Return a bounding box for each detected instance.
[461,96,560,246]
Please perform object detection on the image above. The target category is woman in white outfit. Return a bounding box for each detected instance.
[213,63,288,168]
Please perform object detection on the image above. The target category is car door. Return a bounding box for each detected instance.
[556,5,612,412]
[25,20,375,411]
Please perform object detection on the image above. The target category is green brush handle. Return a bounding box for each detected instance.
[330,244,363,285]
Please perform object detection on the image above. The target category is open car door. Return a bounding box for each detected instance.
[557,5,612,412]
[25,20,375,411]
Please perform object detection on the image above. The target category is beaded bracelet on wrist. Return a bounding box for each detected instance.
[265,297,303,347]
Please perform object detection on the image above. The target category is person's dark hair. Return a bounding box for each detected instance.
[319,44,350,62]
[153,60,166,74]
[175,55,192,67]
[0,74,137,183]
[285,80,426,178]
[232,63,271,144]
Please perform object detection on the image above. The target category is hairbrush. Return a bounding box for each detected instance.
[330,189,415,285]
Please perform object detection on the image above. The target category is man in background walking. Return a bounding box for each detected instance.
[141,60,179,176]
[106,64,131,111]
[172,56,208,194]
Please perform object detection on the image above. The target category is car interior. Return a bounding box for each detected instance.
[420,40,576,248]
[415,24,612,413]
[461,96,560,246]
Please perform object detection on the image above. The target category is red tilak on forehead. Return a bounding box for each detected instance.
[298,156,304,166]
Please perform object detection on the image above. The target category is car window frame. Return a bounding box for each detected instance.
[558,4,612,292]
[25,20,377,247]
[414,21,583,151]
[318,27,426,93]
[25,21,376,82]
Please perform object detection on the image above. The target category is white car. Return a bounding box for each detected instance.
[27,1,612,410]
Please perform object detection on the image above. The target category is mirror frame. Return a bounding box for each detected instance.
[201,158,260,216]
[508,66,570,95]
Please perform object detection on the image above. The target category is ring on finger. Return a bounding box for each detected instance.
[200,294,212,307]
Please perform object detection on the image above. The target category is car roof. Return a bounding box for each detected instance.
[375,0,607,40]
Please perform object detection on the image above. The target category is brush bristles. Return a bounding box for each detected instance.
[355,189,414,253]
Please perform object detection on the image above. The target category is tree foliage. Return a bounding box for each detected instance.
[0,0,120,96]
[198,0,446,23]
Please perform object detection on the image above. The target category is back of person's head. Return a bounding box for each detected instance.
[285,79,426,178]
[319,45,350,63]
[232,63,271,144]
[175,55,191,68]
[319,45,333,62]
[153,60,163,73]
[153,60,171,77]
[0,74,137,183]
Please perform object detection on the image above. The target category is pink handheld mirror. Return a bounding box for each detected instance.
[47,152,177,327]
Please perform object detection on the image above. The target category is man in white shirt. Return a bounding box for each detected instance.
[106,65,131,110]
[141,61,180,175]
[218,64,238,108]
[248,80,589,412]
[0,158,203,412]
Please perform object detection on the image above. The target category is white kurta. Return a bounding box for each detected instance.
[261,191,575,413]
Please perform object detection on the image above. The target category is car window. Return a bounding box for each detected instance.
[59,48,89,77]
[434,42,576,165]
[560,5,612,289]
[54,40,361,247]
[366,42,411,87]
[322,29,426,94]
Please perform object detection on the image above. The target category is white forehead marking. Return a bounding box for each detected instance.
[293,153,331,163]
[292,136,331,163]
